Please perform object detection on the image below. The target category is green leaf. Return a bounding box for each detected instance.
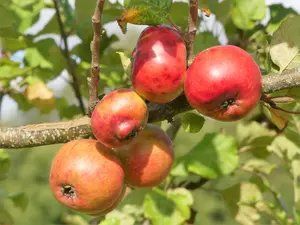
[181,112,205,133]
[117,0,172,33]
[214,0,232,24]
[267,135,300,160]
[0,149,10,180]
[0,36,28,52]
[171,162,189,178]
[8,192,29,211]
[177,133,239,179]
[236,121,276,158]
[99,217,121,225]
[169,2,189,30]
[194,32,219,54]
[0,65,31,80]
[231,0,266,30]
[24,48,53,69]
[242,159,276,175]
[143,188,193,225]
[292,159,300,204]
[0,207,13,224]
[266,4,297,34]
[116,51,131,78]
[55,98,82,119]
[270,15,300,73]
[221,183,240,216]
[0,5,17,28]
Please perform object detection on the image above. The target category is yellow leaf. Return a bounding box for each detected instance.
[24,81,55,112]
[268,107,289,130]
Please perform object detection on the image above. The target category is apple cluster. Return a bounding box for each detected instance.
[48,25,262,216]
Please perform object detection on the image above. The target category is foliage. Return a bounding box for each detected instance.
[1,0,300,225]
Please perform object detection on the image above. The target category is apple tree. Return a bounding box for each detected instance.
[1,0,300,224]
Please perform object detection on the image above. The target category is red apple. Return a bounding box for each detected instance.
[91,88,148,148]
[131,25,187,103]
[116,124,174,188]
[184,45,262,121]
[87,185,127,217]
[49,139,125,214]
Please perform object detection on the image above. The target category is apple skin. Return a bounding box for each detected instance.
[116,124,174,188]
[184,45,262,121]
[91,88,148,148]
[131,25,187,103]
[87,185,127,217]
[49,139,125,215]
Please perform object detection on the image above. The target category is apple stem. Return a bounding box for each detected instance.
[261,94,300,115]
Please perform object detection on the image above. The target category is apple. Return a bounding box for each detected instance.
[131,25,187,103]
[49,139,125,214]
[116,124,174,188]
[87,185,127,217]
[91,88,148,148]
[184,45,262,121]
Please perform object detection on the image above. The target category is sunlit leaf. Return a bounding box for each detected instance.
[266,4,297,34]
[236,121,276,158]
[242,159,276,175]
[143,188,193,225]
[231,0,266,30]
[270,15,300,73]
[174,133,239,179]
[267,107,289,131]
[24,81,56,112]
[117,0,172,33]
[267,135,300,160]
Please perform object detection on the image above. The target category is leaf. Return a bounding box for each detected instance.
[267,135,300,160]
[117,0,172,34]
[194,32,219,54]
[0,36,28,52]
[0,65,31,80]
[267,107,289,131]
[292,159,300,204]
[116,51,131,78]
[143,188,193,225]
[214,0,232,24]
[236,121,276,158]
[55,98,81,119]
[99,217,121,225]
[0,207,13,224]
[266,4,297,34]
[0,149,10,180]
[0,5,17,28]
[221,182,262,224]
[231,0,266,30]
[24,48,53,69]
[270,15,300,73]
[242,159,276,175]
[169,2,189,30]
[8,192,29,211]
[181,112,205,133]
[175,133,239,179]
[24,81,56,112]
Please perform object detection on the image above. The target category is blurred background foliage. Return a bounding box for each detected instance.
[0,0,300,224]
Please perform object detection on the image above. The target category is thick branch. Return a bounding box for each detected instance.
[187,0,198,62]
[88,0,105,116]
[262,68,300,93]
[0,116,91,148]
[53,0,86,115]
[0,68,300,149]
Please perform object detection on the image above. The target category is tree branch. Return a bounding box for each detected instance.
[53,0,86,115]
[186,0,198,62]
[262,68,300,93]
[0,72,299,149]
[1,72,299,149]
[88,0,105,116]
[0,116,91,148]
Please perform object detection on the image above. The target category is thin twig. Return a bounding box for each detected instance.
[53,0,86,115]
[88,0,105,116]
[187,0,198,63]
